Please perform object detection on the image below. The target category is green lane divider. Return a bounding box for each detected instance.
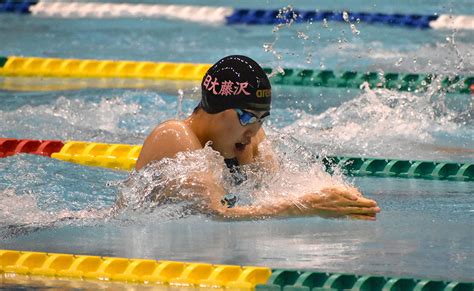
[257,269,474,291]
[321,156,474,181]
[0,56,7,68]
[262,68,473,94]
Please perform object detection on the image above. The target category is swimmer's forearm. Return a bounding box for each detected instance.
[213,187,380,220]
[213,199,305,220]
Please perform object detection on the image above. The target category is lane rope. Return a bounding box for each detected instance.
[1,139,473,181]
[0,249,271,288]
[1,249,472,290]
[1,56,472,94]
[1,1,473,30]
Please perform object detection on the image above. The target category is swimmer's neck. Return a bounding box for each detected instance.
[184,111,212,148]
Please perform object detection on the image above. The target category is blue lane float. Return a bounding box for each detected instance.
[0,0,37,14]
[1,1,473,30]
[227,9,438,29]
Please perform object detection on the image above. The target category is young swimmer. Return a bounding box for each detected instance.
[136,55,380,220]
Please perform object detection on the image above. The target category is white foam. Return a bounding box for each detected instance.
[280,85,468,158]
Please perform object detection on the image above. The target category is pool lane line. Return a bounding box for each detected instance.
[264,68,473,95]
[0,56,472,94]
[0,138,64,158]
[1,1,473,30]
[1,139,473,181]
[0,249,271,288]
[0,0,37,14]
[0,56,211,81]
[227,9,474,30]
[259,270,474,291]
[1,250,472,290]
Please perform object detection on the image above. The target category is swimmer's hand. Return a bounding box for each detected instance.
[296,186,380,220]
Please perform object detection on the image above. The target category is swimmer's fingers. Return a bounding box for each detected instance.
[339,187,364,201]
[349,214,377,221]
[321,186,377,207]
[341,206,381,215]
[346,196,378,208]
[321,186,357,201]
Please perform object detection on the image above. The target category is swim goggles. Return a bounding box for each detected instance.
[235,109,270,126]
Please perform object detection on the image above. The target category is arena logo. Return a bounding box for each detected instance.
[256,89,271,98]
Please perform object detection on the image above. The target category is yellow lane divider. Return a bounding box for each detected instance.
[51,141,141,171]
[0,56,211,80]
[0,250,271,289]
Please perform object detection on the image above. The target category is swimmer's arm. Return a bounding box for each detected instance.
[160,165,379,220]
[136,121,202,170]
[209,186,380,221]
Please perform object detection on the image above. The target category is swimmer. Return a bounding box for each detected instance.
[136,55,380,220]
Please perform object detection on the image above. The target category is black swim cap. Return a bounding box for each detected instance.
[200,55,271,114]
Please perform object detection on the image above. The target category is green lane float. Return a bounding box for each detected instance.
[0,56,7,68]
[321,156,474,181]
[256,269,474,291]
[264,68,473,94]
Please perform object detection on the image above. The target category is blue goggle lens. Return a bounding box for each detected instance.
[235,109,269,126]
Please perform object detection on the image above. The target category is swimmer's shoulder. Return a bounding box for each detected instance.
[136,120,202,170]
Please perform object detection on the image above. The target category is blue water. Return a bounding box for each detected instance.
[1,0,474,284]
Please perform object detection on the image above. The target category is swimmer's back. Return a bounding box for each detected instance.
[136,120,202,170]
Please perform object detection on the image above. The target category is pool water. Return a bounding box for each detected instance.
[1,0,473,284]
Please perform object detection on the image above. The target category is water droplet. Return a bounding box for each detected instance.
[297,31,309,40]
[342,11,349,22]
[395,58,404,66]
[263,43,273,52]
[322,18,328,28]
[350,24,360,35]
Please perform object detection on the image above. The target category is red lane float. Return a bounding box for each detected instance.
[0,138,64,158]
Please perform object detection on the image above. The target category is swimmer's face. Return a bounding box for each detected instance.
[211,108,269,158]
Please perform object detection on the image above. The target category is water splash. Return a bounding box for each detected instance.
[0,90,198,143]
[264,6,364,74]
[0,187,112,238]
[116,140,348,216]
[281,85,472,160]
